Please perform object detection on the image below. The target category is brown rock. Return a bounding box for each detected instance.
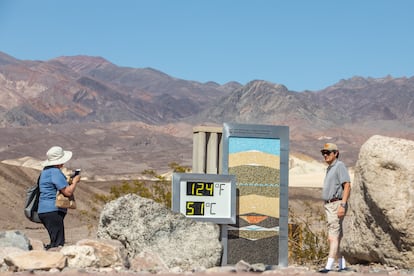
[4,250,66,271]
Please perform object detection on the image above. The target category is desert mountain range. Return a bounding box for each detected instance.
[1,50,414,179]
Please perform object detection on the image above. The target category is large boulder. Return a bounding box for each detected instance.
[0,231,30,251]
[342,135,414,268]
[97,194,222,271]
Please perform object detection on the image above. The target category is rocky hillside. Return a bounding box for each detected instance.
[0,121,195,178]
[0,52,238,126]
[190,77,414,129]
[1,51,414,170]
[2,51,413,131]
[187,77,414,163]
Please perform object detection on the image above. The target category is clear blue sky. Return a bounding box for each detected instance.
[1,1,413,91]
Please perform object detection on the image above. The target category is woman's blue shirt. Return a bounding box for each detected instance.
[38,167,68,214]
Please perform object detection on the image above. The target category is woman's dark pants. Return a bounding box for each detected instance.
[39,211,66,249]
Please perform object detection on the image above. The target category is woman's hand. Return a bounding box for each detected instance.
[72,174,81,184]
[61,175,81,197]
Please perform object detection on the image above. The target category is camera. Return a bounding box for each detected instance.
[71,169,81,178]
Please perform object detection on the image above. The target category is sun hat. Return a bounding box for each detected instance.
[41,146,73,167]
[321,143,338,152]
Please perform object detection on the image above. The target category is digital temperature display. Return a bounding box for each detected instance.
[186,201,205,215]
[172,173,236,224]
[186,182,214,196]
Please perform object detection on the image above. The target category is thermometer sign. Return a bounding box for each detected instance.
[172,173,236,224]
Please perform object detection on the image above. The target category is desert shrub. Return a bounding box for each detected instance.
[78,162,190,227]
[94,162,190,207]
[288,203,329,266]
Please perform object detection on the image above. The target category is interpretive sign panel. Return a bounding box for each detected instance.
[223,123,289,266]
[172,173,236,224]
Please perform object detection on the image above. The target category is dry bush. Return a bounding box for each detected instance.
[289,203,329,266]
[92,162,190,207]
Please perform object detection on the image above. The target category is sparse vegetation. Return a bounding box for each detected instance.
[92,162,190,205]
[78,162,190,228]
[288,203,329,266]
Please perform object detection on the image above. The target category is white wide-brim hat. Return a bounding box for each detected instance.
[41,146,73,167]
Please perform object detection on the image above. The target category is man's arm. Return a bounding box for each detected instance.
[341,182,351,205]
[338,182,351,217]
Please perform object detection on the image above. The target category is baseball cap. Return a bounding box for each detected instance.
[321,143,338,152]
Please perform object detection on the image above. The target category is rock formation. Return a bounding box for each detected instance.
[342,135,414,268]
[97,194,223,271]
[0,232,127,272]
[1,195,222,272]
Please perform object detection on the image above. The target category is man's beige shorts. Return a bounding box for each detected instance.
[324,201,344,238]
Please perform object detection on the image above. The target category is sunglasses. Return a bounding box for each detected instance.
[321,150,336,156]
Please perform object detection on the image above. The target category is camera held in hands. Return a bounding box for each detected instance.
[71,169,81,178]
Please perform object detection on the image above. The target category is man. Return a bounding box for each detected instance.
[319,143,351,273]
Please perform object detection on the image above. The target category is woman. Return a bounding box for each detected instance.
[38,146,81,249]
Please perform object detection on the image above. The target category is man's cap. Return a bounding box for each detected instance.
[321,143,338,152]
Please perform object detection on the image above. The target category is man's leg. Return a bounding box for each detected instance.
[321,202,341,272]
[330,217,347,271]
[327,235,339,266]
[337,222,347,270]
[338,256,346,270]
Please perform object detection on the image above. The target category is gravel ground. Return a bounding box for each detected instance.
[1,262,413,276]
